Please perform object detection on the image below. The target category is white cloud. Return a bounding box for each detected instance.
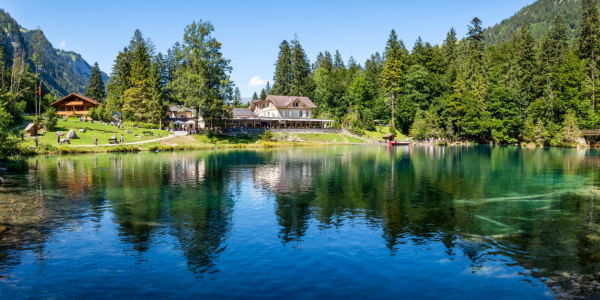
[59,41,66,47]
[248,76,267,87]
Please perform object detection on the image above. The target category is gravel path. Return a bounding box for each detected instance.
[67,135,176,147]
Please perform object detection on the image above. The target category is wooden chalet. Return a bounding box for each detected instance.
[50,93,104,117]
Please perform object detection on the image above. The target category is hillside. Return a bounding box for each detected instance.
[486,0,583,45]
[0,9,108,98]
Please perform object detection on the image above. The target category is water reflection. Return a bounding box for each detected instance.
[0,145,598,298]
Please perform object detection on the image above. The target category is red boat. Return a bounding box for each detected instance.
[389,140,410,146]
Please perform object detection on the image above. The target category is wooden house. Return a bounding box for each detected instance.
[50,93,104,117]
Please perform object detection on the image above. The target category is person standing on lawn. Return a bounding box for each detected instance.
[35,135,38,148]
[21,131,24,140]
[94,136,98,146]
[120,134,124,143]
[57,134,60,146]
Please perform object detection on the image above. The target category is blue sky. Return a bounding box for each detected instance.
[3,0,535,98]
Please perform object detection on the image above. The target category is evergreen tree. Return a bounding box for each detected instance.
[169,20,233,130]
[107,48,131,121]
[517,24,538,111]
[260,88,267,100]
[291,36,311,96]
[523,116,535,143]
[333,50,345,70]
[382,29,404,130]
[265,81,271,95]
[232,87,243,107]
[272,40,293,95]
[579,0,600,109]
[85,62,106,103]
[534,119,548,146]
[122,29,154,120]
[252,92,258,100]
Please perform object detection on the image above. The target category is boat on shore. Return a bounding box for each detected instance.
[389,140,410,146]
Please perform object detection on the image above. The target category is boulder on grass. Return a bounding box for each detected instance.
[79,129,85,133]
[56,131,64,136]
[126,129,132,134]
[60,138,70,144]
[172,143,178,146]
[66,130,78,139]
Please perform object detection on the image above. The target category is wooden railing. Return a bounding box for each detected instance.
[582,130,600,136]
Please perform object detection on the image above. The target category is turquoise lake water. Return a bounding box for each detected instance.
[0,145,599,299]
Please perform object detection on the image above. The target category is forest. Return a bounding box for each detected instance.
[4,0,600,156]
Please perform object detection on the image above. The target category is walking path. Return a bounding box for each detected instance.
[67,135,176,147]
[341,131,373,143]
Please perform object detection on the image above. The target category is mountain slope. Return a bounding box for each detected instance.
[0,8,108,98]
[486,0,583,45]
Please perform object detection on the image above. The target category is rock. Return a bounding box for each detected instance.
[79,129,85,133]
[26,146,35,149]
[56,131,64,136]
[66,130,78,139]
[60,138,70,144]
[126,129,132,134]
[40,130,46,134]
[172,143,178,146]
[0,177,5,184]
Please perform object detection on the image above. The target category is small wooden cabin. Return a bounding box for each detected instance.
[50,93,104,117]
[24,123,38,136]
[382,133,396,141]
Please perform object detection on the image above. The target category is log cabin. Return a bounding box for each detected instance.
[50,93,104,117]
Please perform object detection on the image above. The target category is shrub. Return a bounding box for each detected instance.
[43,108,58,131]
[259,129,273,141]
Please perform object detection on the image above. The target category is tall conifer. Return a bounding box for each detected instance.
[85,62,106,103]
[272,40,293,95]
[578,0,600,108]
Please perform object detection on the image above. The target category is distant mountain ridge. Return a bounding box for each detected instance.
[486,0,583,45]
[0,8,108,98]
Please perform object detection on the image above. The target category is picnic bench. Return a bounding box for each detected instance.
[142,131,154,136]
[108,138,118,144]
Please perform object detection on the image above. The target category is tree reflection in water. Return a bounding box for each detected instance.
[0,146,597,297]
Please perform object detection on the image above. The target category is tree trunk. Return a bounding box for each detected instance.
[591,50,596,109]
[391,93,395,129]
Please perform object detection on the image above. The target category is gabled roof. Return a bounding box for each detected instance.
[233,108,257,118]
[168,106,194,113]
[25,123,37,131]
[250,95,317,110]
[50,93,104,107]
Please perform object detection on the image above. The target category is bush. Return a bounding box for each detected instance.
[43,108,58,131]
[259,129,273,141]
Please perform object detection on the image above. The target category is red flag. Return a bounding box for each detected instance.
[39,82,41,96]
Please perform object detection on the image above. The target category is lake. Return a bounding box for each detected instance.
[0,145,599,299]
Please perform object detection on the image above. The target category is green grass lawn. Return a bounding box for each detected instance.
[19,117,171,147]
[362,126,405,141]
[295,133,362,143]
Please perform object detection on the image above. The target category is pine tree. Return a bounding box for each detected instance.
[85,62,106,103]
[265,81,271,95]
[232,87,243,108]
[272,40,293,95]
[517,24,538,110]
[534,119,547,146]
[578,0,600,109]
[333,50,345,70]
[252,92,258,100]
[260,88,267,100]
[442,28,458,67]
[107,48,131,121]
[291,36,311,96]
[523,116,535,143]
[122,30,154,120]
[382,29,404,130]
